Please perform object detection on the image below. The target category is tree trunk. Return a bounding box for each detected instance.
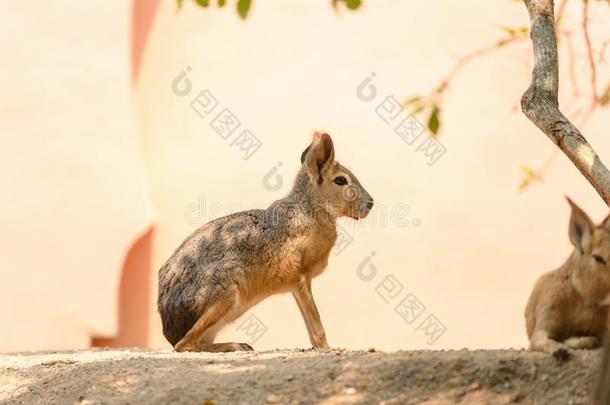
[520,1,610,402]
[596,327,610,405]
[521,0,610,205]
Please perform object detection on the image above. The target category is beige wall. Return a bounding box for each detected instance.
[0,2,153,351]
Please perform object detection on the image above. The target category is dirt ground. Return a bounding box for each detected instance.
[0,347,604,405]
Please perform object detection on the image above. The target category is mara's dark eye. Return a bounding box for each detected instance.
[593,254,607,265]
[333,176,348,186]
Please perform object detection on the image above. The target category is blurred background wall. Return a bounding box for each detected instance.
[1,0,609,352]
[0,2,153,350]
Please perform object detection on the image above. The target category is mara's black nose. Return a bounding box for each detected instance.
[366,201,374,210]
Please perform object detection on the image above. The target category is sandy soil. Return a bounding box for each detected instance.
[0,348,603,404]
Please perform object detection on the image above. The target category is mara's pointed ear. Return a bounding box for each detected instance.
[300,144,311,164]
[302,132,335,184]
[567,196,594,254]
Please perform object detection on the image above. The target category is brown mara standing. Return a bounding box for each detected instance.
[157,132,374,352]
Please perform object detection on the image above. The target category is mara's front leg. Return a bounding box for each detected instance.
[529,330,565,353]
[292,275,329,349]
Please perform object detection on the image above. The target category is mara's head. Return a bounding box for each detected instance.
[567,197,610,305]
[300,132,373,219]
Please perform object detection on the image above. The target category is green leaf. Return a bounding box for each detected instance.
[500,26,528,37]
[403,96,421,107]
[346,0,362,10]
[496,39,510,48]
[237,0,251,19]
[194,0,210,6]
[517,165,542,192]
[218,0,226,6]
[332,0,361,10]
[427,106,441,135]
[411,105,425,116]
[435,82,448,94]
[600,84,610,106]
[501,26,517,36]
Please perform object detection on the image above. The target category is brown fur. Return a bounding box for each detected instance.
[525,198,610,353]
[158,132,373,352]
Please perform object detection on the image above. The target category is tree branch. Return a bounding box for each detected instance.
[599,40,610,64]
[521,1,610,403]
[521,0,610,205]
[582,0,598,113]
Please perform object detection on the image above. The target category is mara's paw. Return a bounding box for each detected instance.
[310,345,332,352]
[563,336,600,350]
[174,341,253,353]
[174,343,197,353]
[216,342,254,352]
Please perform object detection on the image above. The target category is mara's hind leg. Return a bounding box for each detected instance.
[564,336,600,350]
[174,288,253,353]
[192,318,253,353]
[190,342,254,352]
